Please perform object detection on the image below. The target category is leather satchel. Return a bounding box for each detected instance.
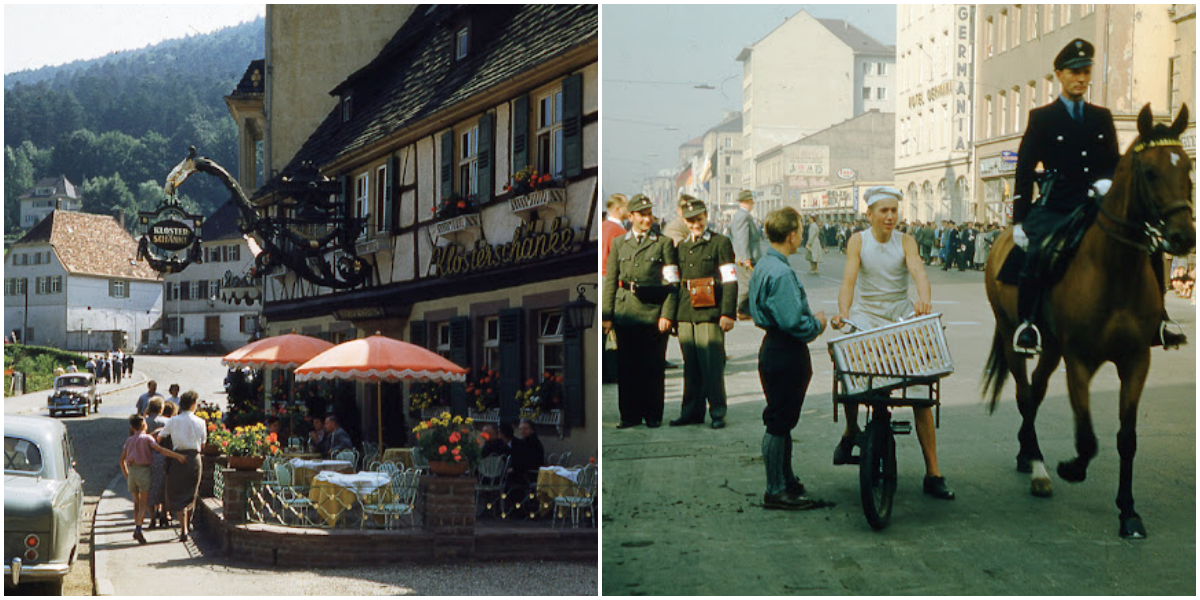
[686,277,716,309]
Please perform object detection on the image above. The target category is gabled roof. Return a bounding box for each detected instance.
[816,19,893,56]
[200,199,244,242]
[254,4,597,200]
[13,211,160,281]
[19,175,78,201]
[231,59,265,97]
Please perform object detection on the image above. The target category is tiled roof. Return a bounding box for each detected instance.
[255,4,597,199]
[816,19,893,55]
[231,59,265,96]
[19,175,78,201]
[200,199,244,242]
[13,211,161,281]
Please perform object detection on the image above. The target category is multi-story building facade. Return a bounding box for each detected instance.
[896,4,977,224]
[236,5,598,458]
[18,176,82,230]
[672,113,744,223]
[973,4,1184,223]
[757,110,896,222]
[738,10,895,191]
[640,170,676,221]
[159,200,257,353]
[1169,4,1196,161]
[4,211,162,350]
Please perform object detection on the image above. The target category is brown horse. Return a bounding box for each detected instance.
[983,104,1194,539]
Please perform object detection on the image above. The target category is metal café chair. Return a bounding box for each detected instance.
[333,449,359,471]
[553,463,597,529]
[475,454,509,518]
[361,470,420,530]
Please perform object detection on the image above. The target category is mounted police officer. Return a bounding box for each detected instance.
[670,195,737,430]
[1011,39,1185,353]
[603,194,680,429]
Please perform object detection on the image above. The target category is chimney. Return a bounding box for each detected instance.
[115,208,126,230]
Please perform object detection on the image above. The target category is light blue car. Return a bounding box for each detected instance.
[4,415,84,594]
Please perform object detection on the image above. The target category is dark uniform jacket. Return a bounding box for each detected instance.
[1014,99,1120,223]
[603,230,679,327]
[675,230,737,323]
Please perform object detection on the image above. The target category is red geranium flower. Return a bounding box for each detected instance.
[449,432,461,444]
[438,445,448,455]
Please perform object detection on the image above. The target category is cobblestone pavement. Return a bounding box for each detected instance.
[602,249,1196,595]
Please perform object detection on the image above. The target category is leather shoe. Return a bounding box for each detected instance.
[133,529,147,544]
[763,491,817,511]
[669,418,703,427]
[923,475,955,500]
[645,420,662,428]
[710,419,726,430]
[616,421,638,429]
[832,436,859,465]
[786,479,806,497]
[1014,322,1041,355]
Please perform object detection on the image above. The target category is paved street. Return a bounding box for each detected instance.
[601,247,1196,595]
[7,355,597,595]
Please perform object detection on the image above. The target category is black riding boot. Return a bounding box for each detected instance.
[1150,250,1188,349]
[1014,272,1043,355]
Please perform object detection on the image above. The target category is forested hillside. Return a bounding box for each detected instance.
[4,17,265,234]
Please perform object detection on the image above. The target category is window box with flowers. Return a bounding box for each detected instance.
[410,380,451,419]
[432,193,482,238]
[505,166,567,214]
[515,372,565,437]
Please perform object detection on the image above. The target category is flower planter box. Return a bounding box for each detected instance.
[433,213,481,237]
[469,408,500,423]
[508,188,567,214]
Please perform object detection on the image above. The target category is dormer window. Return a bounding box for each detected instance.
[342,94,353,123]
[455,27,470,60]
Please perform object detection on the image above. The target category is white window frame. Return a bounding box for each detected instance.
[482,316,500,371]
[355,173,370,240]
[240,314,257,334]
[877,87,887,101]
[535,89,564,178]
[455,27,469,60]
[35,277,47,295]
[458,126,479,197]
[15,278,27,295]
[862,86,871,101]
[50,276,62,295]
[537,309,564,378]
[436,322,452,359]
[110,280,128,299]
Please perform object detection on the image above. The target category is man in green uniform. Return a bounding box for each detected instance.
[603,194,680,429]
[670,196,737,430]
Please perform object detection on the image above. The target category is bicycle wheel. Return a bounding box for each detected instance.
[859,410,897,530]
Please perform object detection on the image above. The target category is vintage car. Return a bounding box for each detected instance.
[136,341,170,355]
[47,373,99,417]
[5,415,84,594]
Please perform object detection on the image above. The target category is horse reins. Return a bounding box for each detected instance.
[1094,137,1193,254]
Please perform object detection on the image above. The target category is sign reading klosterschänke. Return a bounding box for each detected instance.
[149,219,196,251]
[429,219,585,278]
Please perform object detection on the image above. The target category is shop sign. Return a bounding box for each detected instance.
[429,219,584,278]
[149,218,196,251]
[979,156,1016,178]
[334,306,386,320]
[953,5,974,152]
[837,168,857,179]
[1001,150,1018,163]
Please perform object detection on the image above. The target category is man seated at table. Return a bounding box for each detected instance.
[509,419,545,486]
[481,424,510,458]
[324,415,354,458]
[310,416,329,455]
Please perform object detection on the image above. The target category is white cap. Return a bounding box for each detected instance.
[865,186,902,207]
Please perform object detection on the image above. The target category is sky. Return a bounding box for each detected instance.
[602,4,896,198]
[4,4,266,75]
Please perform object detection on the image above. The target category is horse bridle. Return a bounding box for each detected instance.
[1095,137,1194,254]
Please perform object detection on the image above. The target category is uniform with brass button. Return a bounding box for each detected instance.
[603,194,679,428]
[670,196,737,429]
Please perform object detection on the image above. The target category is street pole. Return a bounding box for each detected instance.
[22,279,28,344]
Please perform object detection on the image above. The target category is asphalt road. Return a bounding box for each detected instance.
[601,246,1196,595]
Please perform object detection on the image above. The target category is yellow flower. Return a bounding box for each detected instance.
[465,417,473,425]
[452,415,463,424]
[440,411,451,420]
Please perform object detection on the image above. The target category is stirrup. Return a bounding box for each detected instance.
[1160,320,1187,350]
[1013,322,1042,355]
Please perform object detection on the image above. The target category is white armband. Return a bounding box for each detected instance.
[662,265,680,284]
[719,263,737,283]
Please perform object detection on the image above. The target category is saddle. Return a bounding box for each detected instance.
[998,199,1099,286]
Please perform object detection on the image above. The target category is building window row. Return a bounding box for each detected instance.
[206,244,242,263]
[168,279,223,302]
[34,276,63,295]
[985,5,1092,61]
[5,278,29,295]
[11,251,53,266]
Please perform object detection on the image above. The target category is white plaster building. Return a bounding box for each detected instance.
[18,176,82,230]
[4,211,162,350]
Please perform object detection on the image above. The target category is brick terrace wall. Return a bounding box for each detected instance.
[420,475,476,560]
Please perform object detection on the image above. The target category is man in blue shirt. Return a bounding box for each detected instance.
[749,207,827,510]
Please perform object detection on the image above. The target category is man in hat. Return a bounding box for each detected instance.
[661,196,693,246]
[1011,38,1187,353]
[603,194,679,429]
[670,196,737,430]
[730,190,763,320]
[602,193,630,276]
[830,186,954,500]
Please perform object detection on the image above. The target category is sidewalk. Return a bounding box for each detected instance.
[4,370,148,415]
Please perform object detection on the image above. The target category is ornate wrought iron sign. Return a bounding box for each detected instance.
[137,192,204,274]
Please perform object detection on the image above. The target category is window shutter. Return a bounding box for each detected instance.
[440,130,454,201]
[341,174,353,246]
[563,321,584,428]
[511,95,529,174]
[448,316,470,415]
[477,113,494,204]
[497,308,523,425]
[387,154,400,230]
[409,320,427,349]
[562,73,584,178]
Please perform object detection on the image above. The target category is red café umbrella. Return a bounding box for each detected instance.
[293,333,467,447]
[222,333,335,369]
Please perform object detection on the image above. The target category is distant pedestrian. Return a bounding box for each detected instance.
[160,391,207,542]
[136,381,159,416]
[804,216,824,274]
[124,354,134,376]
[165,384,181,408]
[730,190,763,320]
[86,356,96,377]
[120,414,186,544]
[66,362,78,373]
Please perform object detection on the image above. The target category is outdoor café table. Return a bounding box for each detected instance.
[536,466,582,517]
[290,458,354,484]
[281,450,320,460]
[381,447,416,469]
[309,471,393,527]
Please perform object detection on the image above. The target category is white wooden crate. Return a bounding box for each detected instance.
[826,313,954,396]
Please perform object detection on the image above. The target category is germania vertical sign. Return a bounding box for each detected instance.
[953,5,974,152]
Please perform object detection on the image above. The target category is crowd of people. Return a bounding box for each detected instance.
[84,350,134,383]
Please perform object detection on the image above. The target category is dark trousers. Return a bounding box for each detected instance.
[758,330,813,436]
[615,324,668,424]
[1018,208,1072,323]
[677,321,727,422]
